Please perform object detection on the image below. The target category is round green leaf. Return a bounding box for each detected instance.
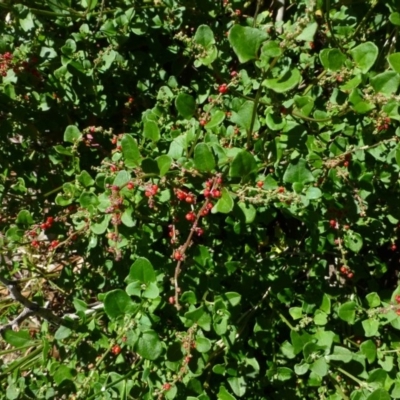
[194,143,215,172]
[214,188,234,214]
[104,289,134,319]
[230,100,260,132]
[370,71,400,95]
[121,134,141,167]
[156,155,172,176]
[338,301,357,324]
[195,337,212,353]
[136,330,162,360]
[194,25,215,48]
[205,110,225,129]
[263,68,301,93]
[362,318,380,337]
[64,125,82,143]
[77,170,94,187]
[349,42,378,73]
[79,191,99,208]
[3,329,32,347]
[175,93,196,119]
[127,257,156,284]
[143,120,160,142]
[283,158,314,184]
[360,340,377,363]
[319,48,346,71]
[16,210,33,225]
[229,150,257,178]
[228,24,268,63]
[389,12,400,26]
[388,53,400,73]
[343,231,363,253]
[366,389,391,400]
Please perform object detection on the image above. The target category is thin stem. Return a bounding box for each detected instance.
[351,0,379,41]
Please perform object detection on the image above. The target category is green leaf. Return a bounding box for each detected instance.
[77,170,94,187]
[327,346,352,363]
[229,150,257,178]
[313,310,328,326]
[121,134,141,167]
[305,187,322,200]
[263,68,301,93]
[3,329,32,347]
[194,143,215,172]
[344,231,363,253]
[230,100,260,132]
[156,155,172,176]
[225,292,241,306]
[91,214,111,234]
[206,110,225,129]
[136,330,162,360]
[113,170,130,187]
[218,386,236,400]
[310,357,328,377]
[228,25,268,63]
[238,202,256,223]
[104,289,134,319]
[389,12,400,26]
[283,158,314,184]
[349,42,378,73]
[214,188,234,214]
[64,125,82,143]
[175,93,196,119]
[366,389,391,400]
[227,376,246,397]
[362,318,380,337]
[127,258,156,284]
[296,22,318,42]
[388,53,400,73]
[338,301,357,324]
[366,292,380,308]
[194,25,215,48]
[54,326,72,340]
[79,191,99,208]
[319,48,346,71]
[142,282,160,299]
[184,306,211,331]
[360,340,377,364]
[370,72,400,95]
[143,120,160,142]
[196,337,212,353]
[261,41,282,58]
[16,210,33,225]
[53,365,76,385]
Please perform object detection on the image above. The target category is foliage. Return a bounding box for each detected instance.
[2,0,400,399]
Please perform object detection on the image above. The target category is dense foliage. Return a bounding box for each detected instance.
[2,0,400,398]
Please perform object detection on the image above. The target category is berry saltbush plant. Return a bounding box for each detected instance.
[2,0,400,399]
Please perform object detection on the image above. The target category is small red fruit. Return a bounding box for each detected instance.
[127,182,134,190]
[40,223,49,230]
[46,216,54,224]
[392,244,397,251]
[329,220,337,228]
[163,383,171,391]
[110,165,117,172]
[211,189,221,198]
[195,227,204,236]
[347,272,354,279]
[340,266,347,274]
[257,181,263,188]
[111,345,121,355]
[185,212,196,222]
[32,240,39,248]
[168,296,175,305]
[230,71,237,77]
[204,189,211,197]
[278,186,285,193]
[199,119,206,126]
[397,309,400,316]
[185,195,194,203]
[174,251,183,261]
[50,240,59,249]
[343,161,349,167]
[218,84,228,94]
[235,9,241,16]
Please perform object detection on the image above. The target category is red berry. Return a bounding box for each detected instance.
[50,240,59,249]
[204,189,211,197]
[185,195,194,203]
[195,227,204,236]
[185,212,196,222]
[235,9,241,16]
[112,185,119,191]
[40,223,49,230]
[174,251,183,261]
[32,240,39,248]
[278,187,285,193]
[340,266,347,274]
[395,295,400,304]
[110,165,117,172]
[397,309,400,316]
[391,244,397,251]
[347,272,354,279]
[257,181,263,188]
[163,383,171,391]
[207,203,213,210]
[216,177,223,184]
[128,97,134,103]
[230,71,237,77]
[218,84,228,94]
[127,182,134,190]
[168,296,175,305]
[111,345,121,355]
[211,189,221,198]
[145,190,152,197]
[343,160,349,167]
[201,209,209,217]
[200,119,206,126]
[152,184,158,195]
[46,216,54,224]
[329,220,337,228]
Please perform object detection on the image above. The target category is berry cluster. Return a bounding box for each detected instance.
[0,52,12,77]
[340,265,353,279]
